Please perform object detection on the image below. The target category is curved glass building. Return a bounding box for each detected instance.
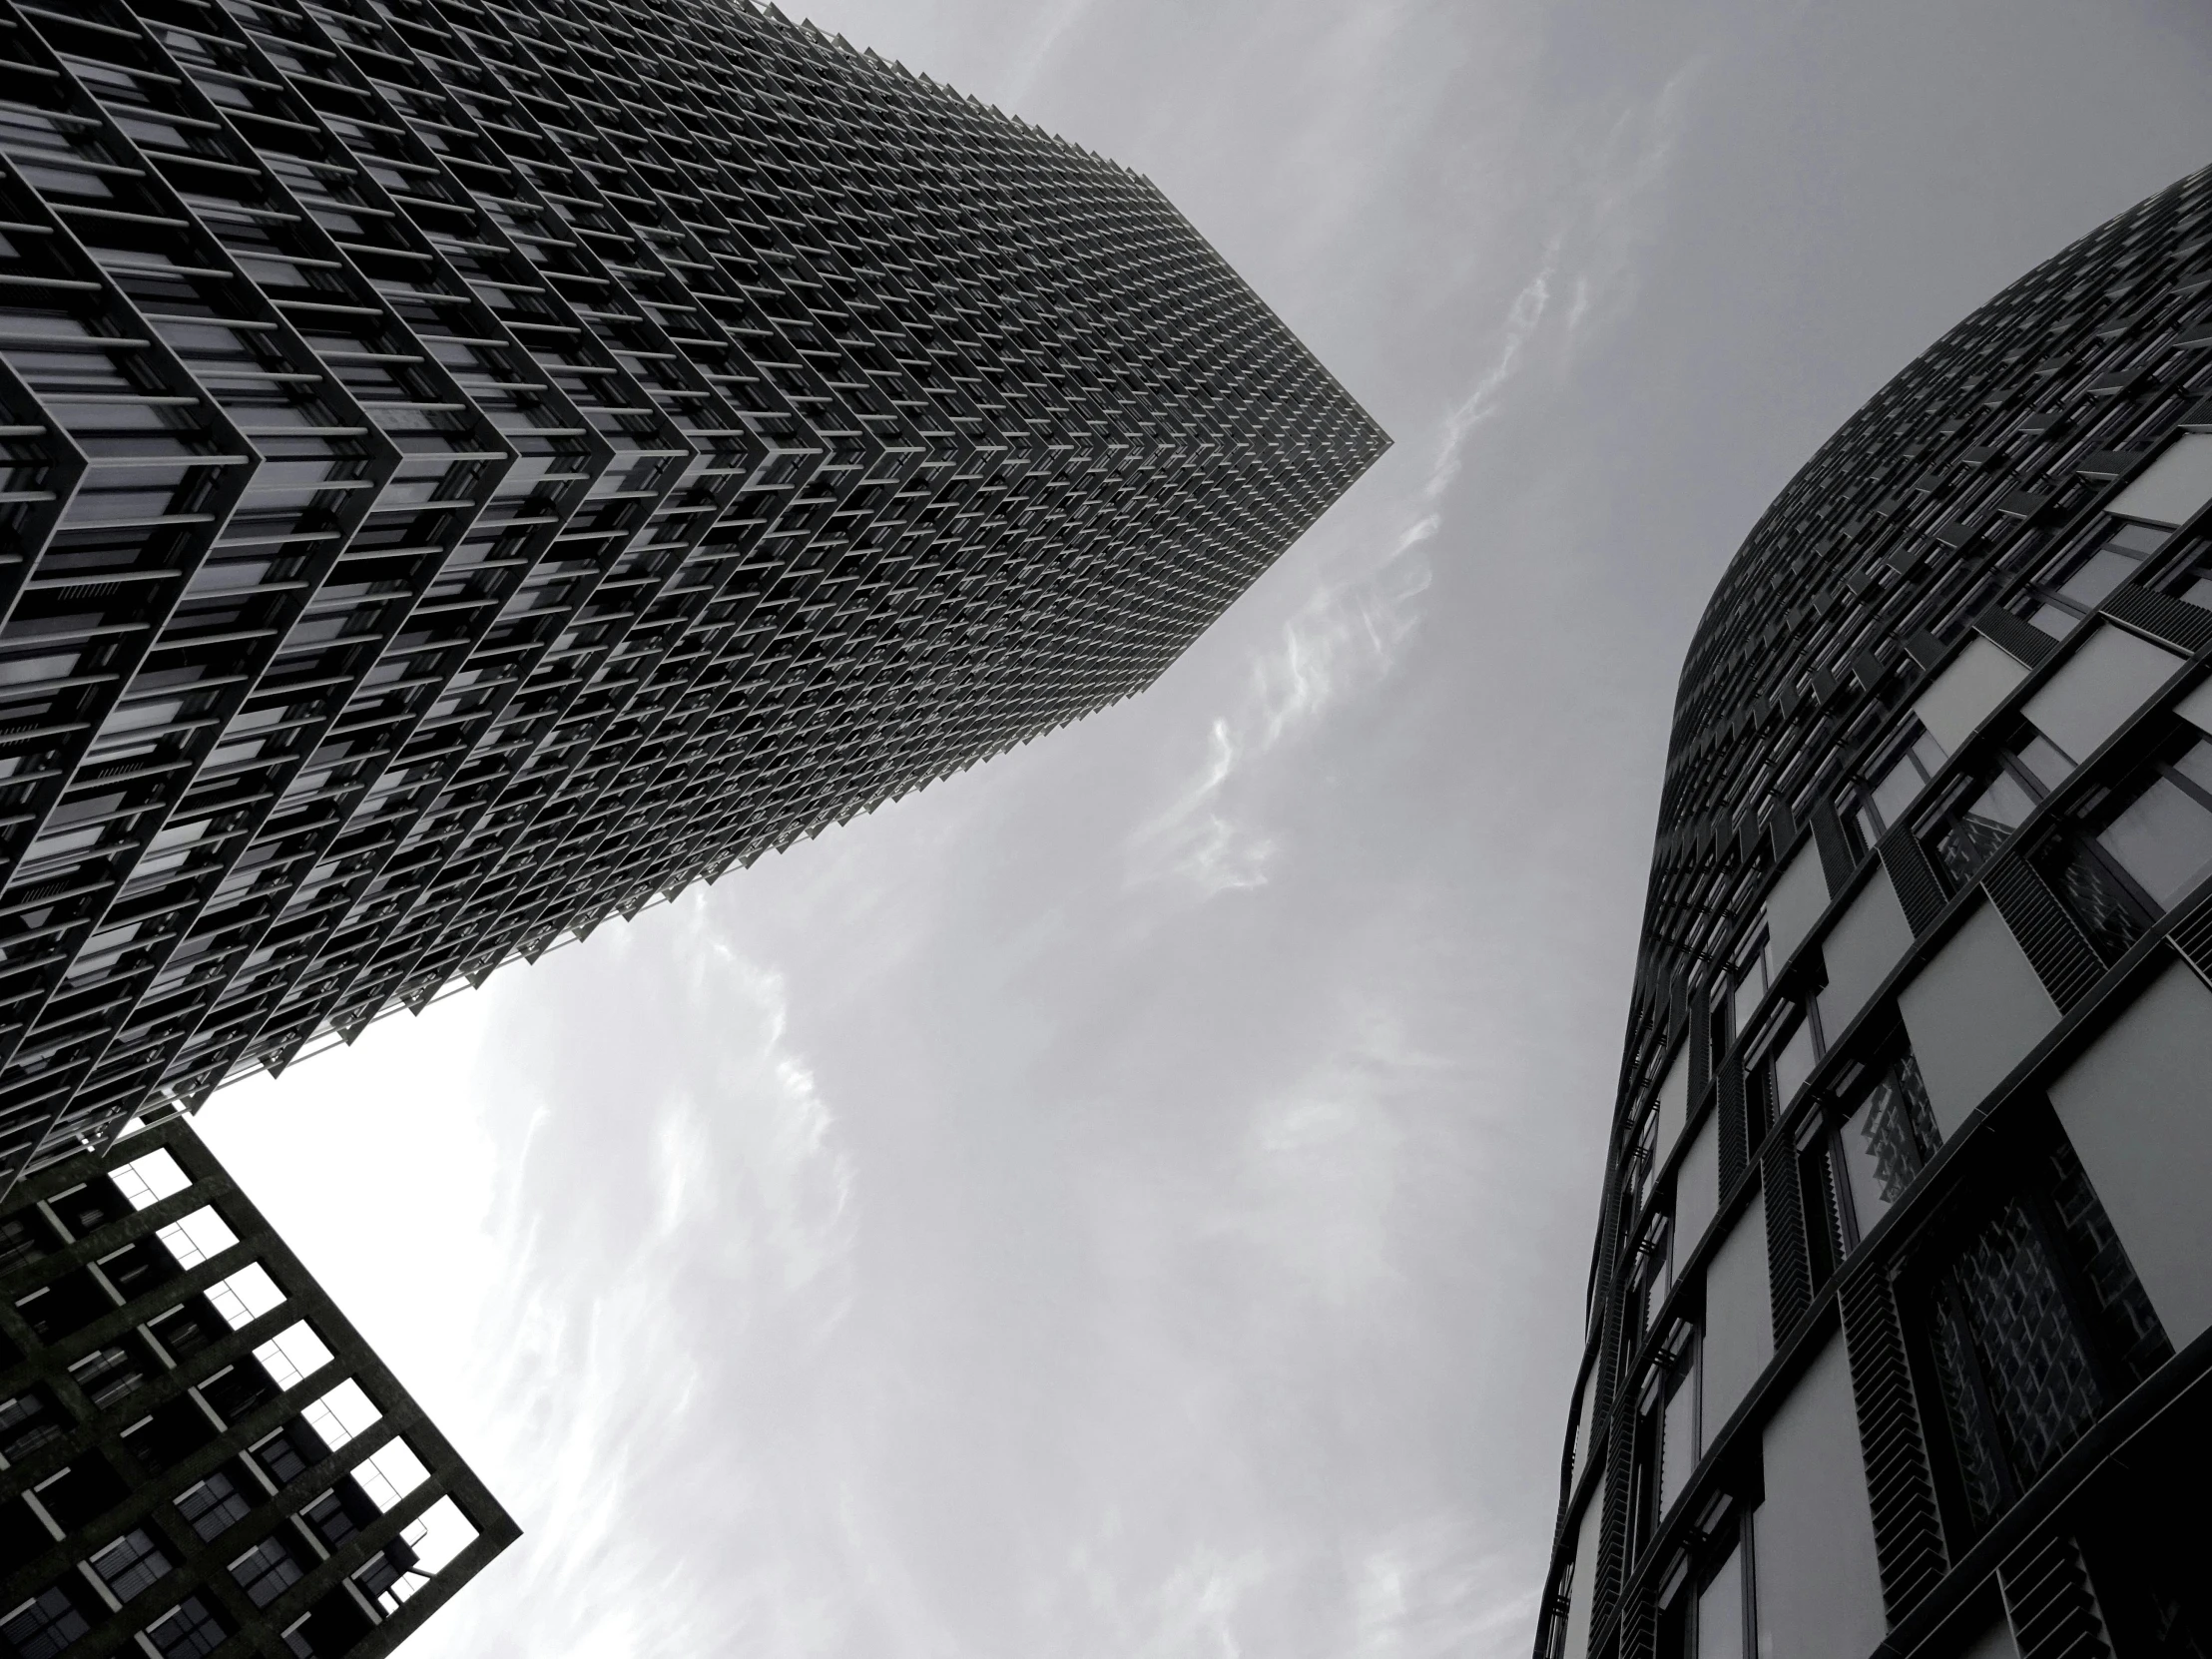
[1541,167,2212,1659]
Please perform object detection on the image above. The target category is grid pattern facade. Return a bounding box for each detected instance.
[1543,166,2212,1659]
[0,0,1386,1182]
[0,1118,511,1658]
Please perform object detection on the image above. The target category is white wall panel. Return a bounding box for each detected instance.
[1655,1042,1692,1175]
[1765,841,1833,973]
[1915,635,2030,753]
[2048,959,2212,1346]
[1756,1335,1887,1659]
[1676,1110,1721,1263]
[1899,902,2060,1136]
[1701,1192,1771,1439]
[2022,624,2184,769]
[1819,867,1914,1038]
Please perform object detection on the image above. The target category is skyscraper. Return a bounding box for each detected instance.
[1541,169,2212,1659]
[0,1117,511,1657]
[0,0,1386,1184]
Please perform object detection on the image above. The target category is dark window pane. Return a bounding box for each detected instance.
[231,1534,303,1607]
[0,1390,60,1463]
[0,1585,88,1659]
[0,1212,54,1273]
[145,1595,226,1659]
[90,1526,172,1603]
[35,1456,125,1532]
[16,1268,115,1346]
[175,1466,256,1543]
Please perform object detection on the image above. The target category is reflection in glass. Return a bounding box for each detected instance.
[1933,768,2036,888]
[2036,831,2148,965]
[1838,1054,1940,1243]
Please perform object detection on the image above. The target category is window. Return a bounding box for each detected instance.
[231,1533,304,1606]
[1917,1124,2171,1540]
[1,1585,88,1659]
[301,1485,366,1552]
[157,1207,239,1271]
[205,1262,283,1331]
[1730,931,1774,1038]
[254,1323,334,1392]
[201,1361,279,1425]
[1694,1531,1751,1659]
[177,1466,256,1542]
[68,1341,148,1408]
[1827,1052,1939,1256]
[90,1526,172,1602]
[1657,1325,1700,1522]
[1769,1013,1820,1113]
[2026,719,2212,963]
[144,1595,227,1658]
[1850,720,1949,849]
[251,1420,330,1488]
[0,1212,55,1272]
[1640,1214,1675,1339]
[148,1299,230,1363]
[2107,432,2212,529]
[2088,731,2212,908]
[300,1380,379,1452]
[35,1457,125,1532]
[16,1268,116,1345]
[0,1390,60,1462]
[2020,521,2168,640]
[1925,723,2073,890]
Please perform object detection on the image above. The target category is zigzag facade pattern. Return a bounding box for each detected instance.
[0,0,1386,1184]
[1545,167,2212,1659]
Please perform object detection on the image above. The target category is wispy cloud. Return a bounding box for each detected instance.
[1127,252,1558,900]
[1000,0,1098,105]
[1352,1522,1541,1659]
[1559,58,1702,347]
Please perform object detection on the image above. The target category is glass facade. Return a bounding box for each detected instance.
[1542,165,2212,1659]
[0,0,1388,1186]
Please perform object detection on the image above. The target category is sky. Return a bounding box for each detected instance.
[197,4,2212,1657]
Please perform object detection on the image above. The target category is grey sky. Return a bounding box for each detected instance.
[197,4,2212,1656]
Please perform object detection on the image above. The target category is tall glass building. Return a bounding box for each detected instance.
[0,0,1385,1184]
[1542,168,2212,1659]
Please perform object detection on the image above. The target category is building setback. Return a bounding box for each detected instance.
[0,1117,511,1657]
[1541,168,2212,1659]
[0,0,1387,1183]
